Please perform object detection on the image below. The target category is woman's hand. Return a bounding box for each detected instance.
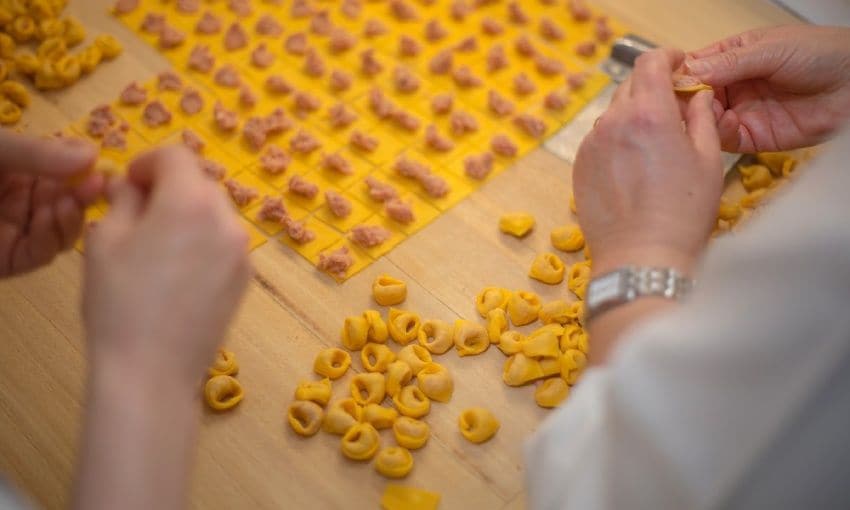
[574,49,722,363]
[83,146,252,387]
[0,131,103,277]
[685,25,850,153]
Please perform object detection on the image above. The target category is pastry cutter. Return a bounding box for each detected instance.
[544,34,741,174]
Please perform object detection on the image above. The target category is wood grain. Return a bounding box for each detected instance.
[0,1,799,509]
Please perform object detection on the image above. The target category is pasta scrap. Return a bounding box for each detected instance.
[375,446,414,479]
[205,375,244,411]
[458,408,500,444]
[288,400,324,437]
[314,348,352,380]
[499,212,535,237]
[672,73,712,93]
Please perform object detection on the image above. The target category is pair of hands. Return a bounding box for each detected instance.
[575,25,850,361]
[576,24,850,278]
[0,129,251,387]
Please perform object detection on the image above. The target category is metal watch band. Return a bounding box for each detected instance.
[585,266,694,323]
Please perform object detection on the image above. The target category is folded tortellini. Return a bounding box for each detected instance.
[205,375,244,411]
[567,261,591,300]
[560,324,589,354]
[550,225,585,252]
[341,315,370,350]
[375,446,414,478]
[535,378,569,408]
[529,252,566,284]
[756,152,797,177]
[507,290,541,326]
[373,274,407,306]
[363,309,389,343]
[341,422,381,461]
[458,407,500,444]
[739,164,773,192]
[503,353,544,386]
[323,398,363,435]
[417,363,454,402]
[522,331,560,359]
[560,348,588,385]
[361,343,396,373]
[208,348,239,377]
[385,360,413,397]
[288,400,324,437]
[350,372,387,405]
[498,212,535,238]
[417,319,454,354]
[397,344,432,374]
[393,385,431,418]
[388,308,422,345]
[393,416,430,450]
[453,320,490,356]
[294,378,332,406]
[498,331,526,356]
[486,308,508,343]
[363,403,399,429]
[313,348,352,380]
[475,287,511,318]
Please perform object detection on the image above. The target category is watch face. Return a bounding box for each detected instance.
[587,270,626,308]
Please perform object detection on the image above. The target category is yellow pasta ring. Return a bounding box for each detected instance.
[0,80,29,108]
[14,53,39,76]
[0,33,15,58]
[503,353,544,386]
[507,290,542,326]
[474,286,511,318]
[341,422,381,461]
[534,378,569,408]
[62,17,87,47]
[392,385,431,418]
[453,319,490,356]
[388,308,421,345]
[416,362,454,402]
[529,252,566,284]
[522,331,560,358]
[208,348,239,377]
[350,372,387,405]
[375,446,414,478]
[392,416,430,450]
[323,398,363,435]
[38,18,65,40]
[10,15,36,43]
[458,407,500,444]
[204,375,244,411]
[498,211,535,237]
[361,343,396,373]
[37,37,67,62]
[372,274,407,306]
[497,331,526,356]
[55,55,81,84]
[313,347,351,380]
[287,400,324,437]
[0,99,22,125]
[417,319,454,354]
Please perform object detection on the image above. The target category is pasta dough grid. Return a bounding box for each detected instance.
[75,0,623,281]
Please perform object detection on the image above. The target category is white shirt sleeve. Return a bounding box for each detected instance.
[525,130,850,510]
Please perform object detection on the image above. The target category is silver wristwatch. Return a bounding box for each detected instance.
[585,266,694,323]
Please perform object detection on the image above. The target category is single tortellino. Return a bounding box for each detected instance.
[375,446,414,478]
[417,319,454,354]
[15,52,39,76]
[486,308,508,344]
[453,320,490,356]
[205,375,244,411]
[393,385,431,418]
[294,378,332,406]
[507,290,542,326]
[539,300,571,325]
[503,353,544,386]
[363,309,389,343]
[740,188,768,209]
[522,332,560,359]
[539,357,562,377]
[63,17,87,47]
[10,15,36,42]
[529,252,566,284]
[288,400,324,437]
[717,200,742,223]
[560,325,589,354]
[373,274,407,306]
[79,44,102,74]
[385,360,413,397]
[739,164,773,192]
[350,372,387,405]
[361,343,396,373]
[535,378,569,408]
[475,287,511,318]
[363,403,399,429]
[397,344,432,374]
[417,363,454,402]
[530,323,565,338]
[393,416,430,450]
[756,152,795,176]
[54,54,80,85]
[498,331,526,356]
[323,398,363,435]
[458,407,500,444]
[560,348,588,385]
[208,348,239,377]
[341,315,370,350]
[498,211,535,238]
[567,261,591,300]
[550,225,585,252]
[388,308,422,345]
[93,34,123,59]
[0,80,29,108]
[37,37,66,61]
[314,348,352,380]
[341,422,381,461]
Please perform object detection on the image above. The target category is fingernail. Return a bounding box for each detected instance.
[685,58,711,76]
[60,137,97,163]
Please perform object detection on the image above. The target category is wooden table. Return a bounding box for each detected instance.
[0,2,799,509]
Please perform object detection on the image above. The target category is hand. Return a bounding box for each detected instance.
[0,131,103,277]
[83,146,252,387]
[575,49,723,277]
[685,25,850,152]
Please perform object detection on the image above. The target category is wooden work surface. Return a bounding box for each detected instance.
[0,2,798,509]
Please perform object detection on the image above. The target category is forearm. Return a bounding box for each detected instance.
[72,356,200,510]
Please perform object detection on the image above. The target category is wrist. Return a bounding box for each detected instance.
[590,244,699,278]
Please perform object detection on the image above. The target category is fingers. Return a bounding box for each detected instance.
[126,145,216,214]
[104,177,144,228]
[0,131,97,178]
[631,48,685,118]
[10,207,60,274]
[684,90,722,168]
[684,36,778,87]
[55,195,83,250]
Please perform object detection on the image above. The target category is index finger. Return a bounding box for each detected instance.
[126,145,213,210]
[688,29,763,59]
[630,48,685,112]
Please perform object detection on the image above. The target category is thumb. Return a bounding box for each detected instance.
[0,131,97,178]
[685,90,722,166]
[684,43,776,88]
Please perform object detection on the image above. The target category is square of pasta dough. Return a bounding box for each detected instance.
[280,216,342,261]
